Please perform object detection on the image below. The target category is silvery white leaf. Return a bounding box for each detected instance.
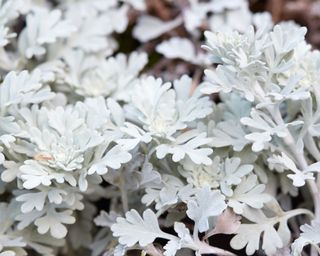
[228,175,271,214]
[0,70,54,113]
[268,153,315,187]
[133,15,183,42]
[291,221,320,256]
[156,37,208,65]
[156,131,213,165]
[186,187,226,232]
[34,208,75,239]
[211,120,250,151]
[16,191,47,213]
[18,9,76,58]
[88,145,132,175]
[219,157,253,197]
[111,209,175,247]
[270,24,306,55]
[230,207,293,255]
[94,211,118,228]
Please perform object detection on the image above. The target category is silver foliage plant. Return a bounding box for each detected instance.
[0,0,319,256]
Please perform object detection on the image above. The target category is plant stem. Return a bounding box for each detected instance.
[196,241,236,256]
[285,208,314,220]
[119,170,129,213]
[305,135,320,161]
[193,223,200,243]
[268,105,320,220]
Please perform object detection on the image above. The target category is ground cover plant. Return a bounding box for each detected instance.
[0,0,320,255]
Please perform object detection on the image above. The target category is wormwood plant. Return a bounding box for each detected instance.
[0,0,320,256]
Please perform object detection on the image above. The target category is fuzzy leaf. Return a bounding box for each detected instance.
[186,187,226,232]
[111,209,174,247]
